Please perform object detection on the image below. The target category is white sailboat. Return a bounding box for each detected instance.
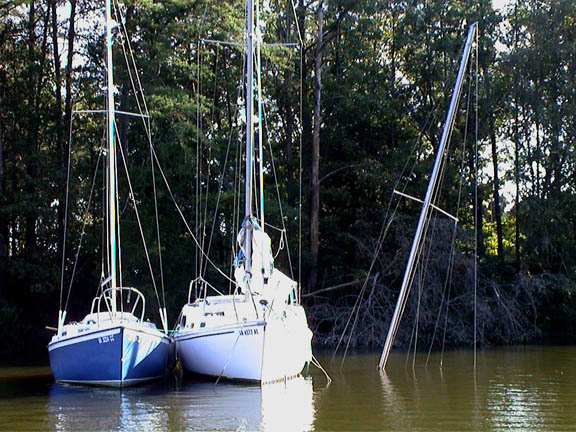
[174,0,313,383]
[48,0,171,386]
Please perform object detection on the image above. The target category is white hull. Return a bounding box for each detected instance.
[175,308,312,383]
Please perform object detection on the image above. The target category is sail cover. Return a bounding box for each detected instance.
[235,217,274,279]
[234,217,298,310]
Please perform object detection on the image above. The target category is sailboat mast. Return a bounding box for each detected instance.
[244,0,255,278]
[105,0,118,310]
[256,0,264,230]
[379,23,478,370]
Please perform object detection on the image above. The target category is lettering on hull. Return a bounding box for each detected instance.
[98,335,115,344]
[239,328,259,336]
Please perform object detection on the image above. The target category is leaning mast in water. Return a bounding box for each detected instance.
[379,23,479,370]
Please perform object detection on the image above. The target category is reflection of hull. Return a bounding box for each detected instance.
[48,325,170,386]
[175,315,312,383]
[47,375,314,431]
[261,377,315,431]
[48,382,168,431]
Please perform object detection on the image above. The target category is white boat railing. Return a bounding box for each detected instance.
[188,276,227,303]
[91,287,146,325]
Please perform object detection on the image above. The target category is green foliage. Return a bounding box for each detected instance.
[2,0,576,359]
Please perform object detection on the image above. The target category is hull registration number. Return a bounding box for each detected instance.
[239,328,259,336]
[98,335,115,344]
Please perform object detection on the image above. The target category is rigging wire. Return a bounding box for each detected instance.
[425,146,465,367]
[201,49,245,277]
[63,137,104,312]
[59,109,74,313]
[407,111,464,366]
[409,77,470,369]
[332,95,444,364]
[333,26,477,366]
[115,119,162,313]
[383,30,476,367]
[230,110,244,292]
[113,0,169,309]
[436,43,476,369]
[285,0,305,302]
[148,142,239,287]
[196,39,202,281]
[261,100,296,279]
[473,30,479,372]
[114,144,124,312]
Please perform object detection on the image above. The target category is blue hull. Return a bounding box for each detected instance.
[48,326,170,386]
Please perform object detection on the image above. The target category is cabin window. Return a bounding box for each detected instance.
[181,315,187,328]
[200,322,206,328]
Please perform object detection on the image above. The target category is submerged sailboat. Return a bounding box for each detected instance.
[48,0,170,386]
[379,23,479,370]
[174,0,312,383]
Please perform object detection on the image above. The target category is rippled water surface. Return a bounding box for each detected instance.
[1,346,575,431]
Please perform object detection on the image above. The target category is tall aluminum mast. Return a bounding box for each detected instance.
[379,22,478,370]
[256,0,264,231]
[243,0,255,279]
[105,0,118,312]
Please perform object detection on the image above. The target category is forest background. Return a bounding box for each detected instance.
[1,0,575,361]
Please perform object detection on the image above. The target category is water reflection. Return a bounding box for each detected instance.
[379,370,411,430]
[261,377,315,431]
[47,375,315,431]
[3,347,576,430]
[48,384,167,431]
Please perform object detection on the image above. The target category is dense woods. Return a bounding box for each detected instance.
[1,0,576,361]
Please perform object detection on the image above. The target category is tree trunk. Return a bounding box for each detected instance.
[24,0,38,258]
[489,111,504,263]
[514,113,520,271]
[118,78,130,155]
[51,0,65,258]
[117,4,134,156]
[469,125,485,259]
[0,121,4,299]
[309,1,323,290]
[64,0,76,140]
[513,0,520,271]
[59,0,76,257]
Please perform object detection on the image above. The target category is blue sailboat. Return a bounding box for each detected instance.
[48,0,170,386]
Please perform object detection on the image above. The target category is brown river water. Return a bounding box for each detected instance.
[0,346,575,431]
